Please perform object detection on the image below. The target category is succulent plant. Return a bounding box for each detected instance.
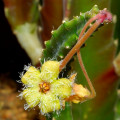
[2,0,120,120]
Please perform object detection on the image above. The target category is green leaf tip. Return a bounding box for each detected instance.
[41,5,100,63]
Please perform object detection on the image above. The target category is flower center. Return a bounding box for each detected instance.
[39,82,50,93]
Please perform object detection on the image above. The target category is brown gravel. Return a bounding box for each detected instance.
[0,74,46,120]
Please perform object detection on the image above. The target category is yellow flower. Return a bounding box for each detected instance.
[21,61,72,114]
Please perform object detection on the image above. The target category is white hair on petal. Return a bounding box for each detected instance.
[24,63,31,71]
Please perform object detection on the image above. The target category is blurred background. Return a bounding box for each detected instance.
[0,0,120,120]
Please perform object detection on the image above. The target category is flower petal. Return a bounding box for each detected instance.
[22,87,41,108]
[73,84,90,98]
[40,61,60,82]
[39,93,60,113]
[51,78,72,99]
[21,66,41,87]
[66,83,90,103]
